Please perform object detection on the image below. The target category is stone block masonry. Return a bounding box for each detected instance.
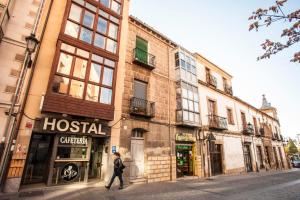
[147,156,171,183]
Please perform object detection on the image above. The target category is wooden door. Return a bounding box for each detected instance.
[244,144,253,172]
[130,139,144,179]
[210,144,222,176]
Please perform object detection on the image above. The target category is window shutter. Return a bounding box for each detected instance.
[135,37,148,63]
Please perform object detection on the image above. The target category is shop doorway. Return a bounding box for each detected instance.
[22,134,53,185]
[243,144,253,172]
[176,144,194,177]
[88,138,104,179]
[210,143,223,176]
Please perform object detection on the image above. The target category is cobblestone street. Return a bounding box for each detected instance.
[1,169,300,200]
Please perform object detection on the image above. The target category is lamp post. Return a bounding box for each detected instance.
[0,33,39,189]
[25,33,39,67]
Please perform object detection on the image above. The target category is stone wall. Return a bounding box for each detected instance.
[147,156,170,183]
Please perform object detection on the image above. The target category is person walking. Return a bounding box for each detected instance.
[105,152,125,190]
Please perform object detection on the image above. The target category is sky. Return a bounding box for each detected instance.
[129,0,300,139]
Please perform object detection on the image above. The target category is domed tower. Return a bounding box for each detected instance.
[260,94,278,120]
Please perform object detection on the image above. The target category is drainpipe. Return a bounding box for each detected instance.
[0,0,52,190]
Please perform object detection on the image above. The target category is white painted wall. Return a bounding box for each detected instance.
[223,136,244,170]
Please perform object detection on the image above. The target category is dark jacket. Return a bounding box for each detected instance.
[114,157,124,175]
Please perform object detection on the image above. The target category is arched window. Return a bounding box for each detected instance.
[131,128,144,138]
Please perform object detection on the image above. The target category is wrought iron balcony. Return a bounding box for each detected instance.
[224,84,233,95]
[242,123,254,135]
[130,97,155,118]
[272,133,279,141]
[208,115,228,130]
[206,74,217,88]
[259,128,265,136]
[133,48,156,70]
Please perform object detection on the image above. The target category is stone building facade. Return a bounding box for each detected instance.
[117,16,288,184]
[0,3,289,192]
[0,0,42,158]
[2,0,130,192]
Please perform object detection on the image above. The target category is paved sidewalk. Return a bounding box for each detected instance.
[0,169,299,200]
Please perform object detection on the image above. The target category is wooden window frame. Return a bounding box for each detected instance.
[64,0,120,54]
[241,111,247,129]
[226,107,234,125]
[51,42,115,104]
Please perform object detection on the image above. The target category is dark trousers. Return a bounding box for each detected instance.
[108,171,123,188]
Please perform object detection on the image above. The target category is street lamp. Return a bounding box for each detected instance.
[0,33,39,189]
[25,33,39,54]
[25,33,39,68]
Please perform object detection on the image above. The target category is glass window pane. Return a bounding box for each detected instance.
[73,58,87,79]
[188,100,194,111]
[61,43,75,53]
[104,59,115,68]
[85,2,97,12]
[194,92,199,102]
[106,38,117,53]
[89,63,101,83]
[189,112,194,122]
[194,102,199,112]
[94,34,106,49]
[70,80,84,99]
[186,62,191,72]
[111,1,121,14]
[108,23,118,39]
[69,4,82,23]
[100,87,112,104]
[80,28,92,44]
[188,89,193,100]
[182,88,188,98]
[52,75,69,94]
[92,54,104,63]
[97,17,107,34]
[195,114,199,123]
[65,21,79,38]
[100,0,110,8]
[99,10,109,18]
[57,53,73,75]
[102,67,113,86]
[182,98,188,110]
[83,11,94,28]
[76,48,89,58]
[183,111,188,121]
[110,16,119,24]
[86,84,99,102]
[180,59,186,69]
[57,147,87,159]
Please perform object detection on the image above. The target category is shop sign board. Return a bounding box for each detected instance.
[61,163,79,181]
[176,133,196,142]
[35,117,108,136]
[59,136,88,146]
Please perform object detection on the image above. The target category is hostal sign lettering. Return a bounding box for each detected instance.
[42,117,106,135]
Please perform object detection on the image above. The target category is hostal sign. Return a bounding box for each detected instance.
[37,117,107,135]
